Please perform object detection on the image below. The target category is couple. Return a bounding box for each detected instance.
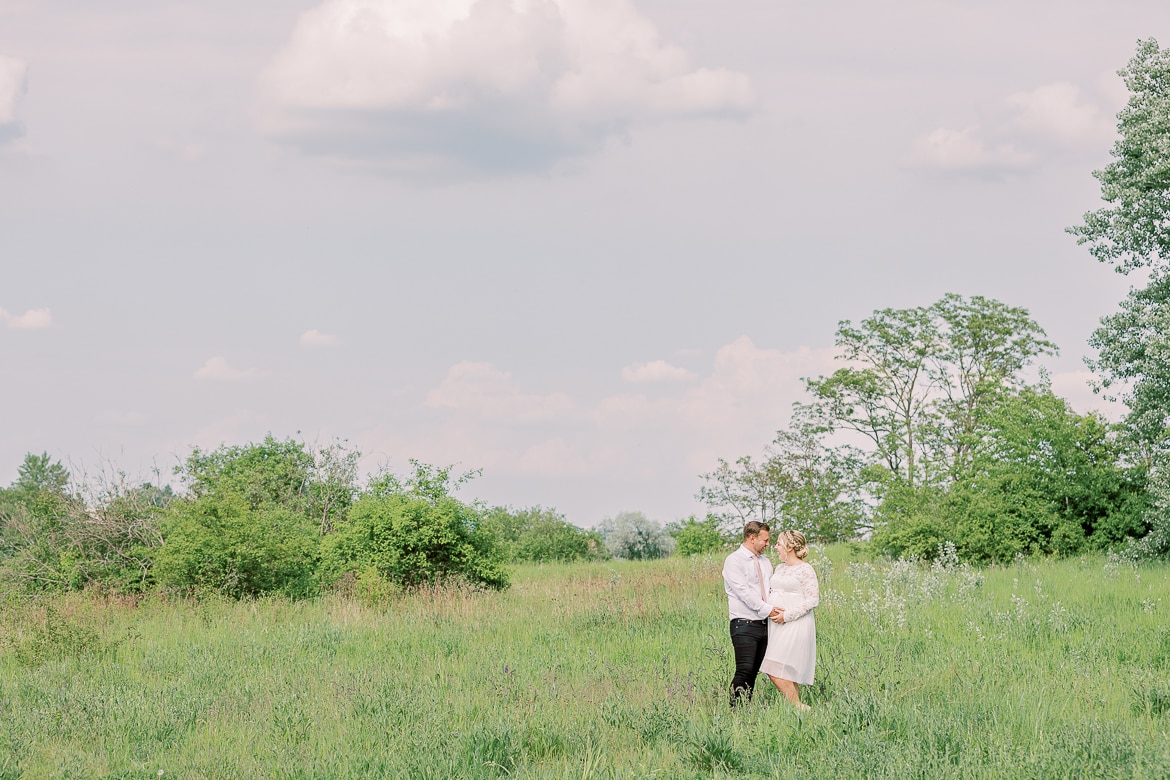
[722,521,819,711]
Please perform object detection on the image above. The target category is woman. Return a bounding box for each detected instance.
[760,530,819,711]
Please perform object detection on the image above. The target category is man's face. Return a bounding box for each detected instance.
[745,531,770,554]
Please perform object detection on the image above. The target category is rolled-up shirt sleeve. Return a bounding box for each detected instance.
[723,550,775,620]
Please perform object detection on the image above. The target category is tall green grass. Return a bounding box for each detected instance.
[1,549,1167,778]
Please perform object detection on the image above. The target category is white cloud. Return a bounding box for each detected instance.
[910,80,1117,176]
[426,360,576,423]
[194,356,267,382]
[909,126,1034,176]
[258,0,754,175]
[417,338,837,483]
[1006,82,1114,148]
[0,54,27,143]
[300,328,341,347]
[0,306,51,329]
[621,359,696,383]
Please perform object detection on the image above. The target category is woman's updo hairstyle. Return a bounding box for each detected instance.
[779,530,808,560]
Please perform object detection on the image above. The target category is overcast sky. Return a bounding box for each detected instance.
[1,1,1165,526]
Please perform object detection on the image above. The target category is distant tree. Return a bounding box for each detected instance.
[666,515,727,556]
[1,455,172,592]
[154,435,357,598]
[598,511,674,560]
[804,295,1055,488]
[873,387,1148,562]
[483,505,607,563]
[698,413,869,542]
[319,461,509,591]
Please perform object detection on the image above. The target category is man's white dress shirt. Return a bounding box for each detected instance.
[722,544,776,620]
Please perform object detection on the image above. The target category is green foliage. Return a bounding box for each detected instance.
[153,495,319,598]
[1088,271,1170,455]
[1070,39,1170,556]
[667,514,727,556]
[805,294,1056,488]
[1069,38,1170,273]
[484,505,608,563]
[873,388,1149,562]
[699,411,869,541]
[0,451,178,594]
[321,461,509,590]
[597,511,674,560]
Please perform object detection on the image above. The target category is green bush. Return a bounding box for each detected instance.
[667,515,727,556]
[153,495,319,598]
[483,505,607,563]
[321,491,509,591]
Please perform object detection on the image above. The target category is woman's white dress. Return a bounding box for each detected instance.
[759,561,819,685]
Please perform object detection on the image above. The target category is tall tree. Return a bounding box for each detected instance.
[804,305,941,486]
[805,295,1054,488]
[1069,38,1170,273]
[1069,38,1170,456]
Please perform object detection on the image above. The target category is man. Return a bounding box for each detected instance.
[722,521,783,706]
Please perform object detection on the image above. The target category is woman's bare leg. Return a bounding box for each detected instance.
[767,674,810,710]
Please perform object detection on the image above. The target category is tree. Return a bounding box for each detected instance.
[597,511,674,560]
[873,387,1148,562]
[1,455,172,592]
[154,436,359,598]
[319,460,509,591]
[929,294,1058,478]
[805,295,1055,488]
[698,413,869,541]
[805,305,941,486]
[1068,38,1170,273]
[666,515,727,556]
[1068,38,1170,557]
[483,505,607,563]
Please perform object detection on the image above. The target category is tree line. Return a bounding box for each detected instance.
[0,440,704,598]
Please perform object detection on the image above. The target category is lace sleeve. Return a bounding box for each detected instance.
[784,563,820,622]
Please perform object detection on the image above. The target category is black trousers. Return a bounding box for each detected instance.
[729,619,769,706]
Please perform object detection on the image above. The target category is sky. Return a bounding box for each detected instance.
[1,0,1166,527]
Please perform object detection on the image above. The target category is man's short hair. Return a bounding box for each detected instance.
[743,521,770,540]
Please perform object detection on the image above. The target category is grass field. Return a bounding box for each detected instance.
[2,547,1169,779]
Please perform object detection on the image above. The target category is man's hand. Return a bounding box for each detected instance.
[769,608,785,623]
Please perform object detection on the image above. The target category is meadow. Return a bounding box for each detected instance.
[1,547,1168,779]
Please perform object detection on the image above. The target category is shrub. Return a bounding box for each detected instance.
[320,463,510,590]
[667,515,727,556]
[484,505,608,563]
[153,495,319,598]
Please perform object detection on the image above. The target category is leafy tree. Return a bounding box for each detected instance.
[805,305,940,486]
[698,413,869,541]
[597,511,674,560]
[805,295,1055,488]
[667,515,727,556]
[153,496,318,598]
[1068,38,1170,273]
[0,453,81,589]
[483,505,607,563]
[929,294,1058,478]
[1068,38,1170,557]
[320,461,509,590]
[1,455,172,592]
[873,387,1148,562]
